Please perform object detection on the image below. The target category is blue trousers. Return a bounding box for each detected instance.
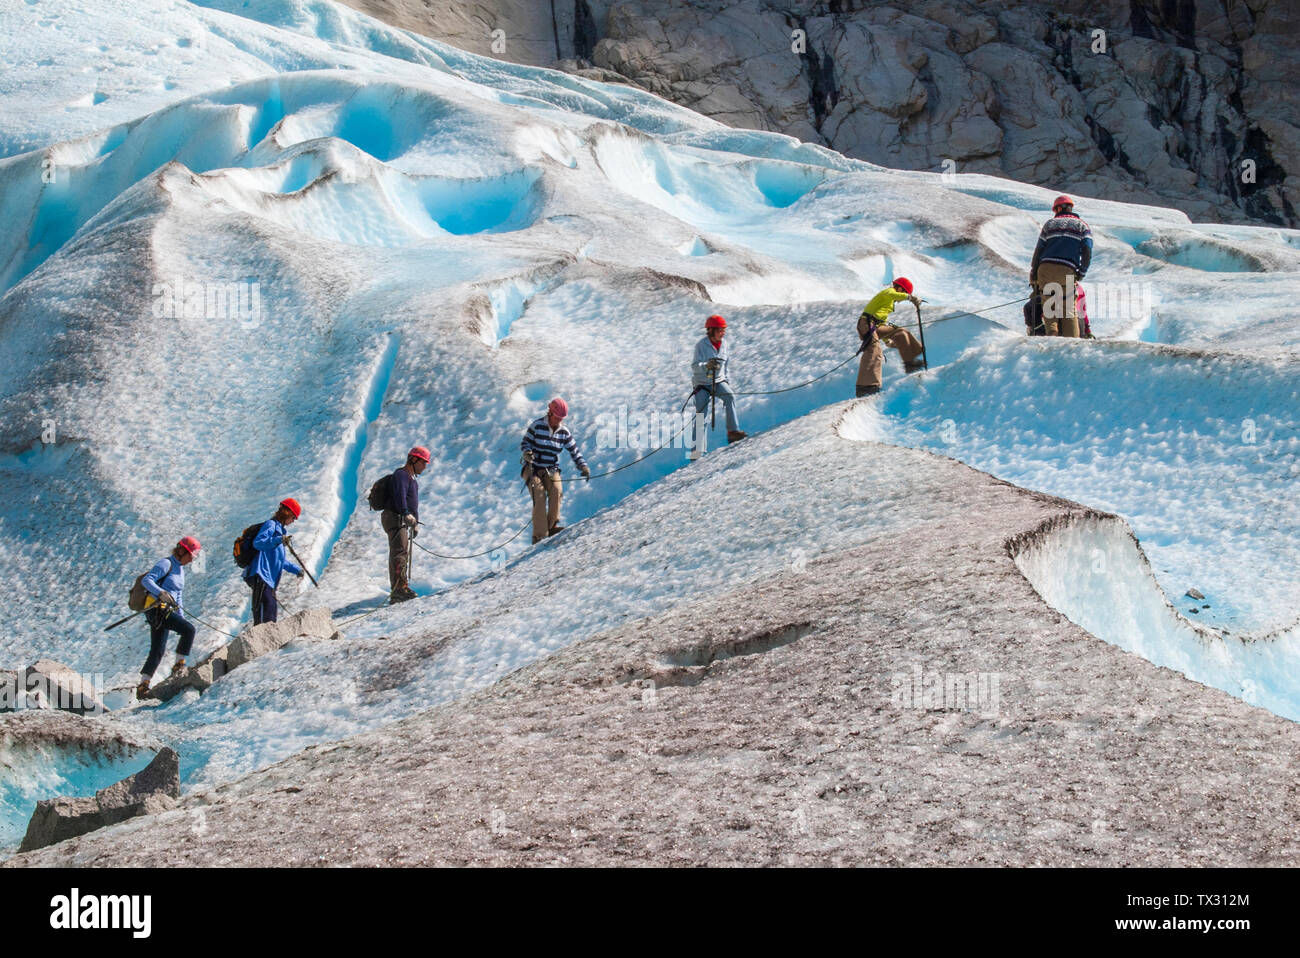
[248,576,279,625]
[693,382,740,433]
[142,608,195,678]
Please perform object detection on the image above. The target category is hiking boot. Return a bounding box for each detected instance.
[904,361,925,373]
[855,385,881,398]
[135,681,152,701]
[726,430,747,443]
[388,587,417,604]
[532,535,545,544]
[547,524,565,537]
[170,661,186,677]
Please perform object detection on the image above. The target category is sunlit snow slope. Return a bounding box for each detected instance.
[1,0,1298,821]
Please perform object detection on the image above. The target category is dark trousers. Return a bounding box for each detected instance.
[249,576,279,625]
[380,509,410,591]
[142,608,195,678]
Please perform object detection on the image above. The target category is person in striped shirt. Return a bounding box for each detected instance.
[521,398,590,543]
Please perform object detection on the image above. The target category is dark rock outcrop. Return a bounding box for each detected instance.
[337,0,1300,226]
[18,748,180,853]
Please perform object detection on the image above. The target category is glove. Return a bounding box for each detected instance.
[156,590,176,608]
[580,465,591,482]
[404,513,417,528]
[706,359,720,373]
[908,294,921,307]
[522,449,534,466]
[281,534,292,548]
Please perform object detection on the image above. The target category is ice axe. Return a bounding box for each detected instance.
[709,364,717,432]
[104,609,145,632]
[284,538,319,588]
[914,301,929,371]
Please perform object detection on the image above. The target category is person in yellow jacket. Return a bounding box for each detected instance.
[855,277,924,397]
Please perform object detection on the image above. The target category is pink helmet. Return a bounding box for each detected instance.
[176,536,201,555]
[548,398,568,419]
[408,446,431,463]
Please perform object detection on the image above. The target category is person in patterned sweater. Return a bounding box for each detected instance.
[1030,194,1093,338]
[521,398,590,543]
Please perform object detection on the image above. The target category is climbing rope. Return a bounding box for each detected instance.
[887,296,1028,333]
[409,517,533,559]
[334,601,392,629]
[181,608,240,639]
[318,296,1037,591]
[732,350,863,396]
[556,392,697,483]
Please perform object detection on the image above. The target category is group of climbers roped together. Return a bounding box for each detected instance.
[130,195,1097,696]
[134,497,305,698]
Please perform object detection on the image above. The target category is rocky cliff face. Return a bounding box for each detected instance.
[336,0,1298,227]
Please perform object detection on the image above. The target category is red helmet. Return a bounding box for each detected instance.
[705,314,727,330]
[408,446,431,463]
[279,497,302,519]
[176,536,201,555]
[548,398,568,419]
[1052,194,1074,213]
[892,277,913,295]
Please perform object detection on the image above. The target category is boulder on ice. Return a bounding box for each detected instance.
[18,748,180,853]
[0,660,105,715]
[146,646,231,703]
[226,607,334,670]
[147,608,335,703]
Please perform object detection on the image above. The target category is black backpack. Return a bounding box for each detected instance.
[1024,291,1046,336]
[367,474,393,511]
[233,523,263,569]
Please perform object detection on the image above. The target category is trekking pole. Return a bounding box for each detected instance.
[710,365,717,432]
[104,609,145,632]
[914,301,929,371]
[284,539,319,588]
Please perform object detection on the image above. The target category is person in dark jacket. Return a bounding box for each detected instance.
[1029,194,1093,338]
[382,446,429,603]
[244,498,304,625]
[136,536,201,699]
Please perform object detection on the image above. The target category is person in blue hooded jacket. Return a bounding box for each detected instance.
[244,497,304,625]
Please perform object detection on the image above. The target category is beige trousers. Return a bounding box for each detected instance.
[526,468,563,543]
[856,325,925,389]
[1035,262,1079,338]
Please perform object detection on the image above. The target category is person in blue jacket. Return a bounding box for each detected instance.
[136,535,201,699]
[244,497,304,625]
